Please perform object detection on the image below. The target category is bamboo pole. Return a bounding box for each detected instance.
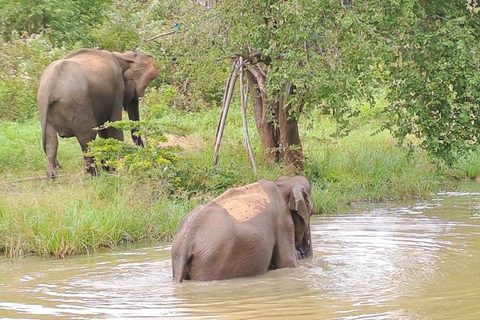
[213,61,238,165]
[239,57,258,174]
[141,30,176,43]
[214,63,235,141]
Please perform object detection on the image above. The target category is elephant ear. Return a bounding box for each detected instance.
[113,51,159,97]
[288,185,312,223]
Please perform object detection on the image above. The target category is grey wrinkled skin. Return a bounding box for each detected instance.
[37,48,159,179]
[171,175,314,282]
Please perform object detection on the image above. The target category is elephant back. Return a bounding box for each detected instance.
[212,182,271,222]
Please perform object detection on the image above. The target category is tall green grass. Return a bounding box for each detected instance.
[0,101,476,258]
[0,173,204,258]
[302,123,444,212]
[0,120,82,179]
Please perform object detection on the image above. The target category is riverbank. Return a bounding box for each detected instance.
[1,108,479,258]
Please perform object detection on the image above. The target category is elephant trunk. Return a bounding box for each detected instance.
[296,228,312,260]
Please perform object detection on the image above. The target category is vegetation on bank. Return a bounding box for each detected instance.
[1,0,480,258]
[2,106,480,258]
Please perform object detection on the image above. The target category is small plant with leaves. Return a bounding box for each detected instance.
[87,119,177,178]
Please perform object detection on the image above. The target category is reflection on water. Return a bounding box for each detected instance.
[1,189,480,319]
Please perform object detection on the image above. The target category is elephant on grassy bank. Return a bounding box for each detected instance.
[37,48,159,179]
[171,175,314,282]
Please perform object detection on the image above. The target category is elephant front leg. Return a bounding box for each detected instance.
[271,226,299,269]
[125,95,144,147]
[131,129,144,147]
[77,132,99,176]
[84,156,98,176]
[271,244,298,269]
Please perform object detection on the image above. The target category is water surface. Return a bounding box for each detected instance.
[1,188,480,319]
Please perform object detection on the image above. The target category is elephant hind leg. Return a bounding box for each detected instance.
[76,132,98,176]
[44,123,60,180]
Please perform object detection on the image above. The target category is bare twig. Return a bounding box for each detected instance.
[141,31,176,44]
[218,21,232,35]
[136,30,177,51]
[213,61,238,165]
[239,57,258,174]
[190,0,212,10]
[5,176,47,183]
[1,173,73,184]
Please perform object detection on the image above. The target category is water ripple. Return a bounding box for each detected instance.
[1,198,480,319]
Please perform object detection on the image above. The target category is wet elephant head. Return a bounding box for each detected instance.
[275,175,314,260]
[171,175,315,282]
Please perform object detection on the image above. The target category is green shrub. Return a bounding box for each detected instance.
[86,120,177,178]
[0,0,112,47]
[0,36,66,121]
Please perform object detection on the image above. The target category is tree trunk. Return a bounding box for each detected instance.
[245,66,279,164]
[245,63,304,171]
[278,83,304,172]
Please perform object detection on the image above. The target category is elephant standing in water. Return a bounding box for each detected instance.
[37,48,159,179]
[171,175,314,282]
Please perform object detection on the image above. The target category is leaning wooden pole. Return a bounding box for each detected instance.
[213,61,238,165]
[214,62,235,141]
[239,57,258,175]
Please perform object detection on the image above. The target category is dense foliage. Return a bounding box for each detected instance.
[2,0,480,257]
[0,0,111,46]
[164,0,480,164]
[1,0,479,164]
[388,2,480,164]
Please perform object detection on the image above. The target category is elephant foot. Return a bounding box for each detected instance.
[84,157,99,176]
[46,170,58,180]
[46,162,58,180]
[101,165,116,173]
[131,130,144,147]
[100,159,115,173]
[85,164,99,176]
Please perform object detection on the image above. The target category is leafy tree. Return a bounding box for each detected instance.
[158,0,385,171]
[0,0,112,47]
[161,0,480,167]
[387,1,480,164]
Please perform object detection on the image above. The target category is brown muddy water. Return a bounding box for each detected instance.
[1,186,480,319]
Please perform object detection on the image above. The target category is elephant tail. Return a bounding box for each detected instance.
[38,98,49,155]
[37,65,58,154]
[171,205,203,282]
[39,99,58,154]
[172,234,194,282]
[172,249,191,283]
[40,107,48,154]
